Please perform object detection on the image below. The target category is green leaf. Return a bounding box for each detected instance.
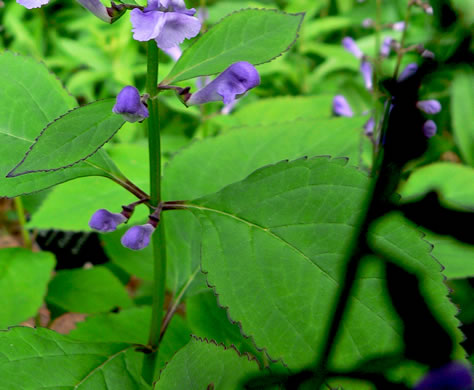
[399,162,474,211]
[69,306,191,371]
[423,230,474,280]
[155,336,260,390]
[0,51,126,198]
[162,117,368,296]
[0,248,55,329]
[0,327,149,390]
[162,9,304,84]
[184,158,462,369]
[26,143,150,231]
[46,266,133,314]
[187,291,259,358]
[8,99,125,177]
[451,71,474,166]
[210,95,334,129]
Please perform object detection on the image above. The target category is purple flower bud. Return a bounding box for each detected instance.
[187,62,260,106]
[398,63,418,81]
[342,37,363,59]
[425,5,434,15]
[417,100,442,114]
[362,18,373,28]
[332,95,353,117]
[380,37,393,57]
[130,0,201,50]
[364,117,375,135]
[16,0,49,9]
[360,60,373,90]
[77,0,114,23]
[392,21,406,31]
[423,120,437,138]
[421,49,435,59]
[415,362,473,390]
[112,86,149,123]
[89,209,127,232]
[121,223,155,250]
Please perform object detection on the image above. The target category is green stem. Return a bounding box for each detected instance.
[393,3,412,78]
[142,41,167,384]
[13,197,32,249]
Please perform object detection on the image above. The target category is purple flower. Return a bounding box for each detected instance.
[415,362,472,390]
[121,224,155,250]
[342,37,363,59]
[399,63,418,81]
[381,37,393,57]
[392,21,406,31]
[332,95,353,117]
[362,18,373,28]
[163,45,182,61]
[360,60,373,90]
[89,209,127,232]
[417,100,442,114]
[364,117,375,135]
[112,86,149,123]
[130,0,201,50]
[77,0,116,23]
[187,62,260,106]
[423,120,437,138]
[16,0,49,9]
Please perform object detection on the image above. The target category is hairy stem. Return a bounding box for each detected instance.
[142,41,167,384]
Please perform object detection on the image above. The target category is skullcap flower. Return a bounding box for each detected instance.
[399,63,419,81]
[130,0,201,50]
[415,362,472,390]
[89,209,127,233]
[360,60,373,90]
[112,86,149,123]
[163,45,182,61]
[392,21,406,31]
[16,0,49,9]
[423,120,437,138]
[364,117,375,135]
[381,37,393,57]
[342,37,363,59]
[332,95,353,117]
[187,62,260,106]
[121,224,155,250]
[417,100,442,115]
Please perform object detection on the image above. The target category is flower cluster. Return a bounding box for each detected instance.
[333,8,440,142]
[88,201,159,251]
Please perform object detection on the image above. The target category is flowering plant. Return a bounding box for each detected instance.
[0,0,472,389]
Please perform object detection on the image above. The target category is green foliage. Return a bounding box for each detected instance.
[451,71,474,166]
[186,158,462,369]
[0,51,126,198]
[46,266,133,314]
[69,307,191,371]
[154,336,261,390]
[0,248,55,329]
[163,116,368,296]
[400,162,474,211]
[0,327,149,390]
[162,9,304,84]
[8,99,125,177]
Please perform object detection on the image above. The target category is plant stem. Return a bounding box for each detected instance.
[393,3,412,78]
[142,41,167,384]
[13,197,32,249]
